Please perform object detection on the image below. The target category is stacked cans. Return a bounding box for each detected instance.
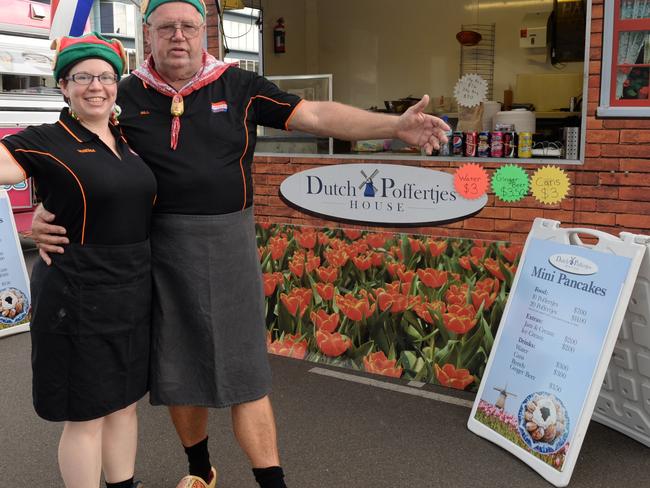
[439,128,529,158]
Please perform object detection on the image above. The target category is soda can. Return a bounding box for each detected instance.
[518,132,533,158]
[490,131,503,158]
[465,131,477,157]
[503,132,516,158]
[478,132,491,157]
[452,131,464,156]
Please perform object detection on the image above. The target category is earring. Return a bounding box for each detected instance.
[68,108,79,121]
[110,104,122,125]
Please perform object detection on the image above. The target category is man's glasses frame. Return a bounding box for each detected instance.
[148,22,204,39]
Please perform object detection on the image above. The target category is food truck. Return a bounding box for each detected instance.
[0,0,65,235]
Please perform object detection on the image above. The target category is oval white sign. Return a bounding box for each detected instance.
[279,163,487,225]
[548,253,599,275]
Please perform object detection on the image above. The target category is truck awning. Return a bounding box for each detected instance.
[0,34,53,77]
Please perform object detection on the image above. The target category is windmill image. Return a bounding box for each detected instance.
[493,384,517,410]
[359,169,379,197]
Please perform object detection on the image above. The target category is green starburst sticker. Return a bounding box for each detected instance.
[491,165,529,202]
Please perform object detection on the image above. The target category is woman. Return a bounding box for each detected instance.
[0,33,155,488]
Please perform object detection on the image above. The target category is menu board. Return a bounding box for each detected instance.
[0,190,30,338]
[468,219,646,487]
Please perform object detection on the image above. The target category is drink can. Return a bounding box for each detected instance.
[465,131,477,157]
[478,131,490,157]
[503,132,516,158]
[490,131,503,158]
[518,131,533,158]
[452,131,464,156]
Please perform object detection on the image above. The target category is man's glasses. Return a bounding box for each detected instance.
[66,72,118,85]
[149,22,204,39]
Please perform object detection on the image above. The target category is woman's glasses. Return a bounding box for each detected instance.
[66,72,118,85]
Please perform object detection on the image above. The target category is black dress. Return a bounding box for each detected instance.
[2,109,157,421]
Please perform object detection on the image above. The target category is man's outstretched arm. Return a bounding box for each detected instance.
[287,94,450,155]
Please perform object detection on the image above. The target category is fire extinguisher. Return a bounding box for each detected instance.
[273,18,285,54]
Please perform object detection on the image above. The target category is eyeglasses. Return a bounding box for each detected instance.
[66,72,118,85]
[149,22,204,39]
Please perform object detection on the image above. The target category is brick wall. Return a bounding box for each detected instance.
[248,0,649,243]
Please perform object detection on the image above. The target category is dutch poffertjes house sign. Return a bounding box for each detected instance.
[279,163,487,225]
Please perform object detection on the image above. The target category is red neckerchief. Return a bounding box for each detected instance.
[132,51,235,150]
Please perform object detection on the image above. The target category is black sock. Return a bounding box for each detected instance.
[183,436,212,483]
[106,478,134,488]
[253,466,287,488]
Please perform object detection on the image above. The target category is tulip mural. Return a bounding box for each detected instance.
[257,223,523,392]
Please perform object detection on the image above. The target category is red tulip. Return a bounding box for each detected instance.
[259,222,272,230]
[294,229,318,249]
[376,291,409,314]
[470,246,487,259]
[363,351,403,378]
[409,237,425,254]
[471,289,496,311]
[413,300,445,324]
[268,334,307,359]
[366,232,390,249]
[316,330,352,357]
[427,240,448,257]
[475,277,500,294]
[310,309,340,333]
[288,256,304,278]
[417,268,448,289]
[280,288,312,317]
[458,255,480,271]
[343,229,363,240]
[370,251,385,268]
[268,236,289,260]
[315,282,335,301]
[306,252,320,272]
[435,363,474,390]
[499,244,523,263]
[352,254,372,271]
[316,266,339,283]
[336,293,375,321]
[324,249,349,267]
[484,258,514,281]
[262,272,283,297]
[386,262,405,279]
[442,304,477,334]
[396,268,415,284]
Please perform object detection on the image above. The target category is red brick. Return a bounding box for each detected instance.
[617,214,650,229]
[585,144,601,157]
[542,210,576,222]
[604,119,650,129]
[592,4,604,19]
[589,61,601,75]
[586,130,619,143]
[575,211,616,226]
[598,199,650,214]
[561,198,596,211]
[620,159,650,172]
[601,144,650,158]
[586,117,603,129]
[619,187,650,201]
[588,76,601,89]
[463,218,495,231]
[511,208,539,221]
[590,47,602,61]
[587,101,599,116]
[620,130,650,143]
[587,87,601,102]
[583,158,620,170]
[591,18,603,34]
[599,171,650,186]
[574,172,599,185]
[495,220,527,232]
[573,185,618,199]
[478,207,511,219]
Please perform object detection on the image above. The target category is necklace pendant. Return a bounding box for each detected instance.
[171,95,184,116]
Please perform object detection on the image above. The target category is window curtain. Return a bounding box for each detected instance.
[617,0,650,97]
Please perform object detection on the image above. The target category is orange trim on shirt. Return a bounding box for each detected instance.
[284,99,305,131]
[0,142,27,182]
[15,149,88,245]
[57,120,83,143]
[239,95,296,211]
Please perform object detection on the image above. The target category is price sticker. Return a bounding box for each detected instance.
[454,163,489,200]
[491,164,529,203]
[531,166,570,205]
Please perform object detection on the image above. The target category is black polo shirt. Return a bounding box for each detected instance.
[117,66,302,215]
[1,109,157,245]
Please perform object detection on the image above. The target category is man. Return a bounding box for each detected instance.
[32,1,449,487]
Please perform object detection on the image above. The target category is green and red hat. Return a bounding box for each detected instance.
[141,0,207,22]
[51,32,127,81]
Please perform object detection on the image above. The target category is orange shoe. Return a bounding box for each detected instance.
[175,467,217,488]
